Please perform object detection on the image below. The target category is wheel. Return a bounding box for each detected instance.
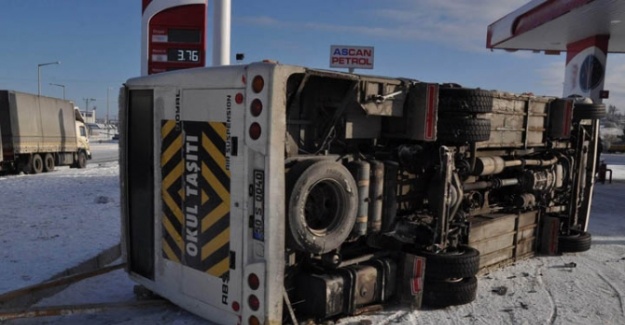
[573,103,606,120]
[559,231,591,253]
[31,154,44,174]
[76,151,87,169]
[286,160,358,254]
[437,118,491,143]
[43,153,55,172]
[438,87,494,113]
[420,246,480,279]
[423,276,478,308]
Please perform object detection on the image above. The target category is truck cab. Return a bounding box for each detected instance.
[74,109,92,160]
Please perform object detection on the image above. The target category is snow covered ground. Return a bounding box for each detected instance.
[2,144,625,324]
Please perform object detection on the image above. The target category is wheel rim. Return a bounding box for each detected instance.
[303,179,344,235]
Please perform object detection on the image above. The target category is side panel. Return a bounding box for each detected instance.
[10,92,41,153]
[0,92,79,155]
[35,95,79,152]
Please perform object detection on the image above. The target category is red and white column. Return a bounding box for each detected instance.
[563,35,610,103]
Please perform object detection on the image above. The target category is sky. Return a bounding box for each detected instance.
[1,0,625,120]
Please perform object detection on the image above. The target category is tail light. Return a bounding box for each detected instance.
[250,99,263,117]
[252,75,264,93]
[249,123,261,140]
[249,316,260,325]
[248,294,260,311]
[248,273,260,290]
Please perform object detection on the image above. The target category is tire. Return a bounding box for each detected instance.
[286,160,358,254]
[559,231,592,253]
[438,88,494,113]
[43,153,55,172]
[573,103,606,120]
[31,154,44,174]
[420,246,480,279]
[423,276,478,308]
[437,118,491,143]
[76,151,87,169]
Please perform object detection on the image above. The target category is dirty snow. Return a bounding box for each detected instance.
[2,145,625,325]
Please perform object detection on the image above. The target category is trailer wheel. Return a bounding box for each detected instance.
[438,88,494,113]
[573,103,606,120]
[423,276,478,308]
[76,151,87,169]
[31,154,44,174]
[419,246,480,279]
[437,118,491,143]
[286,160,358,254]
[559,231,592,253]
[43,154,55,172]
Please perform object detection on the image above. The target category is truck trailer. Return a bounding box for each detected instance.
[120,62,603,324]
[0,90,91,174]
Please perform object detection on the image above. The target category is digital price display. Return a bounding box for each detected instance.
[168,49,201,62]
[142,0,207,75]
[168,29,201,43]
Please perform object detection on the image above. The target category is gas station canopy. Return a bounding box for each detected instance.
[487,0,625,53]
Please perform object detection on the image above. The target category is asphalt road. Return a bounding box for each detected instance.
[89,143,119,164]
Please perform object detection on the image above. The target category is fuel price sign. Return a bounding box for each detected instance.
[142,0,207,75]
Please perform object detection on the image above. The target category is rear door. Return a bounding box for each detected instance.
[159,87,245,311]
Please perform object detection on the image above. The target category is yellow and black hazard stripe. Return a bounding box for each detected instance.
[198,122,231,277]
[161,120,184,263]
[160,119,230,278]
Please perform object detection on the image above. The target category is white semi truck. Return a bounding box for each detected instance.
[0,90,91,174]
[120,62,602,324]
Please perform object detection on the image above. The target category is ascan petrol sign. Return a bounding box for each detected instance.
[330,45,374,70]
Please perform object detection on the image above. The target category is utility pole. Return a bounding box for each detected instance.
[107,87,113,139]
[37,61,60,96]
[83,98,96,123]
[49,83,66,99]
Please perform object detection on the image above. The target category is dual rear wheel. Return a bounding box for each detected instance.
[23,153,54,174]
[420,246,481,308]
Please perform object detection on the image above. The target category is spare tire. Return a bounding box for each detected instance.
[437,118,491,143]
[573,102,606,120]
[286,160,358,254]
[438,88,494,113]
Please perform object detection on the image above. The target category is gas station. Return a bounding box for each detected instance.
[487,0,625,104]
[2,1,624,324]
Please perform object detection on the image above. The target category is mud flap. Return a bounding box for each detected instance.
[397,254,426,309]
[540,216,560,255]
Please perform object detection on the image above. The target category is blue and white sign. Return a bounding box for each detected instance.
[330,45,374,69]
